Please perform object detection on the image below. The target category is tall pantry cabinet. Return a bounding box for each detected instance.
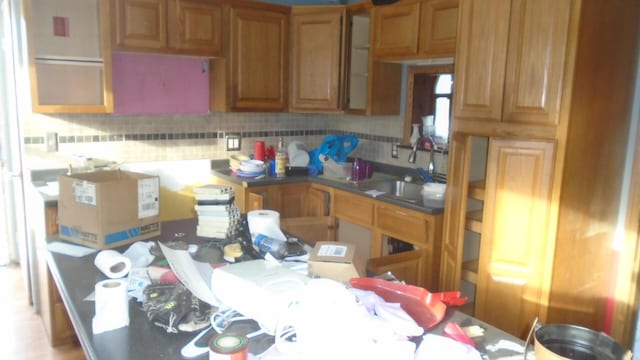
[440,0,640,343]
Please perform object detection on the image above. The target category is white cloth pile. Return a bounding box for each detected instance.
[258,278,482,360]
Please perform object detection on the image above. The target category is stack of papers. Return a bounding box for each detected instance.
[193,185,240,238]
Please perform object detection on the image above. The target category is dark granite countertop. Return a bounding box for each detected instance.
[46,218,526,360]
[210,159,445,215]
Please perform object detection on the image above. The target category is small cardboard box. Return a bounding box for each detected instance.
[307,241,366,283]
[57,170,161,249]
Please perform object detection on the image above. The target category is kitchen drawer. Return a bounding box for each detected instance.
[376,204,428,245]
[35,61,106,106]
[334,190,374,226]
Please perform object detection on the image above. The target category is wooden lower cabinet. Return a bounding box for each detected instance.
[38,205,76,346]
[211,177,443,290]
[441,136,556,338]
[334,189,443,290]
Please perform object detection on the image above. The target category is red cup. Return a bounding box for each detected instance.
[254,141,265,161]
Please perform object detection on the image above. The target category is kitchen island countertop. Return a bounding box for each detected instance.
[46,218,526,360]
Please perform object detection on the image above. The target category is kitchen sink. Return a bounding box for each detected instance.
[358,179,425,203]
[361,180,423,199]
[358,178,446,209]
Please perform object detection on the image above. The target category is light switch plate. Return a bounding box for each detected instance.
[226,134,241,151]
[391,143,399,159]
[45,132,58,152]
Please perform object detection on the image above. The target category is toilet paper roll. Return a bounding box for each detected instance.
[92,279,129,334]
[94,250,132,279]
[247,210,286,242]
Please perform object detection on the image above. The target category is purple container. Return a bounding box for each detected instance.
[351,158,365,181]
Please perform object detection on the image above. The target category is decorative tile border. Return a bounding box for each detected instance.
[24,129,401,145]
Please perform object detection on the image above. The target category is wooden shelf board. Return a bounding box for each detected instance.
[468,180,485,201]
[465,210,483,233]
[461,259,478,284]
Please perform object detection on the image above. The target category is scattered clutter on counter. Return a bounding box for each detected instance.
[308,134,359,176]
[193,184,240,238]
[54,201,547,360]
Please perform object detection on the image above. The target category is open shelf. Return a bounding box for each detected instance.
[461,259,478,284]
[468,180,485,201]
[465,210,483,233]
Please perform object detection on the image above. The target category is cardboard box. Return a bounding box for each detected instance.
[57,170,161,249]
[307,241,366,283]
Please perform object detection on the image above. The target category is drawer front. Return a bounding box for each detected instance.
[376,204,428,244]
[334,190,374,226]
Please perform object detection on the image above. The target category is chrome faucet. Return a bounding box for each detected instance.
[408,136,436,175]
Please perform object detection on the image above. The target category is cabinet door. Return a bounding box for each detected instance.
[418,0,458,58]
[112,0,167,50]
[368,249,427,288]
[290,7,345,111]
[28,0,113,113]
[277,183,311,218]
[475,138,555,337]
[167,0,223,56]
[501,0,571,126]
[439,133,473,291]
[452,0,510,122]
[453,0,570,130]
[229,7,288,111]
[372,0,420,58]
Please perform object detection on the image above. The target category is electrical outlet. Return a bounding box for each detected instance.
[226,133,241,151]
[45,132,58,152]
[391,143,399,159]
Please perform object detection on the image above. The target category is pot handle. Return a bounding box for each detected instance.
[523,317,541,360]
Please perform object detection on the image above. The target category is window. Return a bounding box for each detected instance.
[434,74,453,142]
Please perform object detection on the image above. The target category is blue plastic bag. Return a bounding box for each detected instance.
[308,135,359,175]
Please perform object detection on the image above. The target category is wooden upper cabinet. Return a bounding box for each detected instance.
[227,6,288,111]
[290,6,346,112]
[453,0,571,136]
[167,0,223,56]
[27,0,113,113]
[372,0,420,58]
[419,0,459,57]
[112,0,222,56]
[372,0,458,60]
[112,0,167,50]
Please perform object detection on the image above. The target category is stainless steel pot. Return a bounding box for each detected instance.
[524,318,632,360]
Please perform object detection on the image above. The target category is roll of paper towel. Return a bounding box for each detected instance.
[247,210,286,241]
[94,250,132,278]
[288,141,310,167]
[92,279,129,334]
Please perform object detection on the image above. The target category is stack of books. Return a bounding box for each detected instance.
[193,184,241,238]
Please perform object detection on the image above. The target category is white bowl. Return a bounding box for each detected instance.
[239,159,265,173]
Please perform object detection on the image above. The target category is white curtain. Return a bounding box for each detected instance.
[0,0,28,267]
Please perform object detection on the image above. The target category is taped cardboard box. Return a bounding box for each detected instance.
[57,170,161,249]
[307,241,366,283]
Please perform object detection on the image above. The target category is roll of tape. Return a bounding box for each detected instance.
[209,333,248,360]
[94,249,132,278]
[247,210,286,241]
[92,279,129,334]
[223,243,243,262]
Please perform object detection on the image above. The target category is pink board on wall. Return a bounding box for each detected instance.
[112,53,210,115]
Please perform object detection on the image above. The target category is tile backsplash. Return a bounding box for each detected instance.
[23,112,448,174]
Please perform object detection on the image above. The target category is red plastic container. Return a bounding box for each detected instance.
[349,278,466,330]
